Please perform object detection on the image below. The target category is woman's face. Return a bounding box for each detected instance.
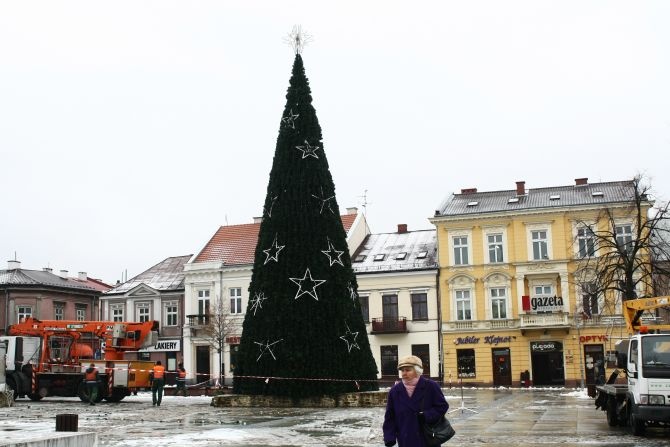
[399,366,418,380]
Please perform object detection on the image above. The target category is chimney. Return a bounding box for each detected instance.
[460,188,477,194]
[43,267,53,273]
[7,260,21,270]
[516,181,526,196]
[397,224,408,233]
[59,269,69,279]
[253,216,263,223]
[575,177,588,186]
[346,207,358,215]
[78,271,87,281]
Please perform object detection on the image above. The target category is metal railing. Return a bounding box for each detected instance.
[371,317,408,333]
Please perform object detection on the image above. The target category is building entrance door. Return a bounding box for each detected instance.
[530,341,565,386]
[492,348,512,386]
[584,344,605,386]
[196,345,210,386]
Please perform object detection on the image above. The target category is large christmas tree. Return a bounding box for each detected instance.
[233,40,378,397]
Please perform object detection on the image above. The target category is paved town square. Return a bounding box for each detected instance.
[1,388,669,446]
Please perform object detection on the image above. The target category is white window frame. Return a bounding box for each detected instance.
[573,222,597,258]
[482,226,507,264]
[75,306,86,321]
[164,301,178,327]
[230,287,243,314]
[490,287,507,319]
[136,302,151,323]
[449,229,473,266]
[198,289,211,315]
[111,304,124,322]
[17,305,32,322]
[525,222,553,261]
[54,304,64,320]
[454,289,472,321]
[615,222,634,253]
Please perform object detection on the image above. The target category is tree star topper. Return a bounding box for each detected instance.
[321,238,344,266]
[284,25,313,55]
[289,267,326,301]
[263,234,285,265]
[295,140,320,159]
[339,323,360,353]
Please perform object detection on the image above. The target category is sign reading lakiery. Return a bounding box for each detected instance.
[139,339,181,352]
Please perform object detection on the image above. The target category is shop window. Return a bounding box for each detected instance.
[457,348,476,378]
[229,344,239,372]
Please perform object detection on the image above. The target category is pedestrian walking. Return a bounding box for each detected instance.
[84,363,99,406]
[176,362,187,397]
[383,355,449,447]
[150,360,166,406]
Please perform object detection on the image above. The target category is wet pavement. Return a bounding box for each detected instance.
[1,388,670,446]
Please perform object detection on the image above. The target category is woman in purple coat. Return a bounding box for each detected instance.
[383,355,449,447]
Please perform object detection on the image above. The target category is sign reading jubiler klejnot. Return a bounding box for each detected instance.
[139,340,181,352]
[454,335,514,346]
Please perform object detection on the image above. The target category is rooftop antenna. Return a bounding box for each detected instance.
[358,189,371,217]
[284,25,313,54]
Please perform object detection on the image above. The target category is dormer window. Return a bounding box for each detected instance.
[592,191,604,198]
[373,254,385,261]
[467,201,479,207]
[549,195,560,201]
[395,252,407,260]
[354,255,366,262]
[508,197,519,204]
[416,251,428,259]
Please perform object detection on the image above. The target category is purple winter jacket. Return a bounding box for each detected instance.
[383,376,449,447]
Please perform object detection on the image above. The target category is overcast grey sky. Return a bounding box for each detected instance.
[1,1,669,285]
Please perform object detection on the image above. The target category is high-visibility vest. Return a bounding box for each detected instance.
[85,368,98,382]
[152,365,165,379]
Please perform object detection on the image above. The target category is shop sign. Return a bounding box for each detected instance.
[226,336,241,344]
[454,336,480,345]
[139,339,181,352]
[579,335,608,343]
[522,295,564,312]
[484,335,512,346]
[530,341,562,352]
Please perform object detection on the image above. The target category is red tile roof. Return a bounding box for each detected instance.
[194,214,358,264]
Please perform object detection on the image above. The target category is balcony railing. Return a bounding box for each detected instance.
[445,319,519,331]
[186,314,210,327]
[520,313,569,328]
[371,317,408,334]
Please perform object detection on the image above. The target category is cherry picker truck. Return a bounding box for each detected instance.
[594,296,670,435]
[1,317,159,402]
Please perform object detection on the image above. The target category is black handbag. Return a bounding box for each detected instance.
[420,393,455,445]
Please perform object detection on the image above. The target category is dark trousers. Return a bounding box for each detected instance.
[176,379,187,396]
[152,378,164,405]
[85,381,98,404]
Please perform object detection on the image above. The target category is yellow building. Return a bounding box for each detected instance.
[430,178,650,387]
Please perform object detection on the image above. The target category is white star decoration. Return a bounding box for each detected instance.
[348,282,358,302]
[264,195,278,218]
[249,292,268,316]
[289,267,326,301]
[339,323,360,353]
[281,109,299,129]
[263,234,285,265]
[254,339,284,362]
[311,187,335,214]
[321,238,344,266]
[295,140,321,159]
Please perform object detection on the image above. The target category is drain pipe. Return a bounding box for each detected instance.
[4,290,9,334]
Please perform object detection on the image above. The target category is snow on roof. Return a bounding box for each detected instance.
[352,229,437,273]
[105,255,192,295]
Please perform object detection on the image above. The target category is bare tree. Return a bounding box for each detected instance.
[573,176,670,316]
[201,296,240,387]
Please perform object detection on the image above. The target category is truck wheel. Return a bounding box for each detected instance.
[628,408,645,436]
[606,399,618,427]
[105,389,127,403]
[28,393,43,401]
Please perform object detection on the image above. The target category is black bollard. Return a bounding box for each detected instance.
[55,413,79,432]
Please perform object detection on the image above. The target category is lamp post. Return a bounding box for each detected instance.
[574,305,585,388]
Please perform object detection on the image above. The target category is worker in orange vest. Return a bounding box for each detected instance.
[150,360,166,406]
[84,363,99,406]
[176,362,187,397]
